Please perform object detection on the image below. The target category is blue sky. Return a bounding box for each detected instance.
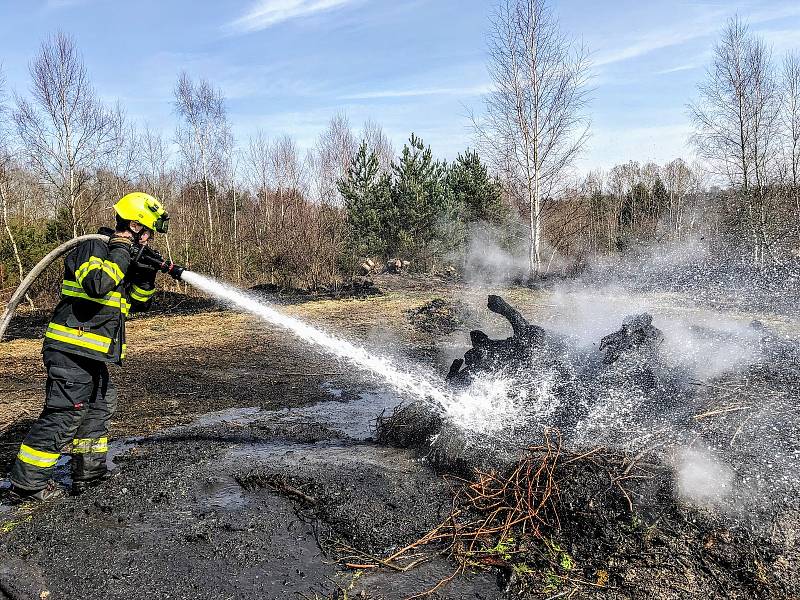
[2,0,800,172]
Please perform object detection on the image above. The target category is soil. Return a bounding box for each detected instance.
[405,297,478,335]
[0,273,798,599]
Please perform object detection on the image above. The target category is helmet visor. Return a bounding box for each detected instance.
[154,213,169,234]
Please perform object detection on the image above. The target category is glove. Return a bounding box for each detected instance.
[132,245,185,281]
[136,245,166,269]
[109,236,147,263]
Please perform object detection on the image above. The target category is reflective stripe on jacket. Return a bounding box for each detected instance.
[42,232,157,364]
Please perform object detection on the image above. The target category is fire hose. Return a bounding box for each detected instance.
[0,234,184,342]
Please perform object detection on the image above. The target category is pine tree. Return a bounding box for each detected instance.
[651,176,668,217]
[390,134,455,268]
[338,142,394,260]
[447,150,506,224]
[617,182,649,250]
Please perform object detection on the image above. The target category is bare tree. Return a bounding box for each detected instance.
[640,161,661,192]
[781,53,800,187]
[221,144,243,283]
[362,119,394,174]
[103,119,138,203]
[174,72,230,266]
[474,0,591,276]
[13,33,122,238]
[245,130,273,277]
[780,52,800,247]
[138,125,182,287]
[0,64,34,307]
[272,134,306,195]
[663,158,695,238]
[689,17,781,265]
[314,112,356,206]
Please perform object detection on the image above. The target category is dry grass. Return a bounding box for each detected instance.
[0,287,452,438]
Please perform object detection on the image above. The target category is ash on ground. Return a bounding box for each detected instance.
[378,294,800,598]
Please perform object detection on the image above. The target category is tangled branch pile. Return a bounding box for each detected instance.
[353,427,795,598]
[355,432,623,596]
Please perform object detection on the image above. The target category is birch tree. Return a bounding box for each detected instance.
[475,0,591,276]
[663,158,695,239]
[13,33,122,238]
[689,17,781,265]
[174,72,230,266]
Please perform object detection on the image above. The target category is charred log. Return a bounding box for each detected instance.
[599,312,663,364]
[448,294,547,385]
[380,297,690,470]
[487,294,545,346]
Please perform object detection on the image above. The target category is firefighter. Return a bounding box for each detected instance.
[6,192,170,502]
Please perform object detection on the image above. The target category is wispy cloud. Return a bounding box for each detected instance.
[655,63,698,75]
[747,3,800,25]
[759,28,800,53]
[593,23,719,67]
[43,0,94,9]
[594,1,800,68]
[226,0,357,34]
[340,84,491,100]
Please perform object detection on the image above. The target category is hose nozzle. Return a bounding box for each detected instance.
[163,262,185,281]
[137,246,185,280]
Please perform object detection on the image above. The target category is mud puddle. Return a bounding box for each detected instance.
[176,387,501,598]
[201,441,501,599]
[2,438,131,489]
[183,382,409,515]
[188,382,405,442]
[0,381,501,599]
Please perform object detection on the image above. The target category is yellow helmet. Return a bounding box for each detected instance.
[114,192,170,233]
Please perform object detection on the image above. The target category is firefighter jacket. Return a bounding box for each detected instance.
[42,230,158,364]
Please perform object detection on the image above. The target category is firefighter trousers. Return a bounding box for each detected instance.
[9,349,117,491]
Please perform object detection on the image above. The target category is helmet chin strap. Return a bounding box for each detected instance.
[122,221,153,264]
[126,222,152,246]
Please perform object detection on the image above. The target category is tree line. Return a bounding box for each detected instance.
[2,7,800,307]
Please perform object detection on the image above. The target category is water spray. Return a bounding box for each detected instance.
[180,271,523,431]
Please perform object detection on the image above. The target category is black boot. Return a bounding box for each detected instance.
[72,470,116,495]
[71,449,114,496]
[5,481,68,504]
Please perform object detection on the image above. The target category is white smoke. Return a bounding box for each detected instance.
[541,284,763,380]
[674,447,736,507]
[588,236,710,277]
[461,222,530,286]
[659,315,761,380]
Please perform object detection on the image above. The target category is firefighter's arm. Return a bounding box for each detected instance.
[127,261,158,312]
[75,236,132,298]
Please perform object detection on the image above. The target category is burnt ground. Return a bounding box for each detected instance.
[0,273,798,599]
